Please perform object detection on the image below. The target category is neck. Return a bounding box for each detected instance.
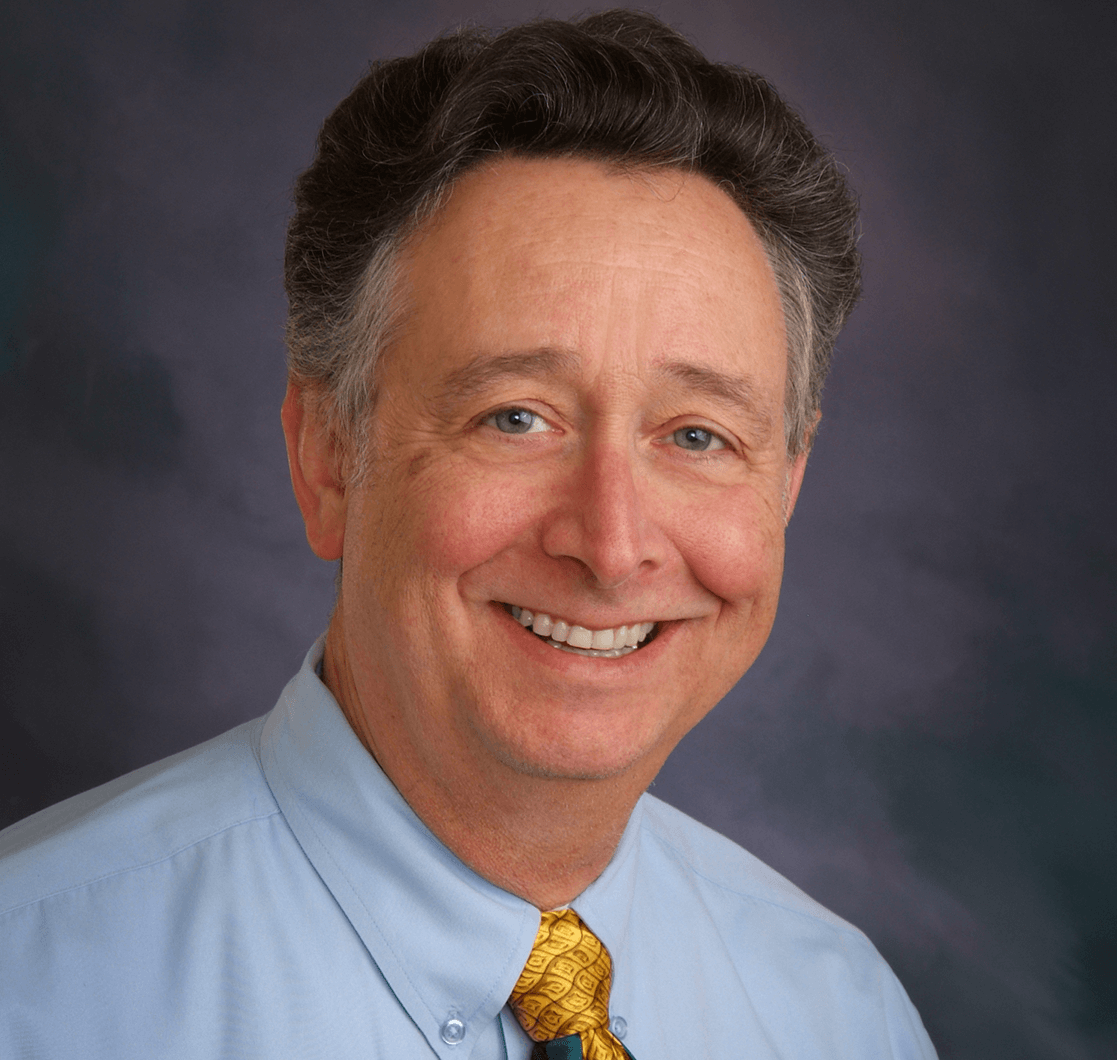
[321,609,654,910]
[400,759,639,910]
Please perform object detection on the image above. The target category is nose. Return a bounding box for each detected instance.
[540,439,666,589]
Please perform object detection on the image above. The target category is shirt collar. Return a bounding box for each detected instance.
[259,637,544,1058]
[571,786,645,1014]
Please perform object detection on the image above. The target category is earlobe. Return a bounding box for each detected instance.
[281,382,348,561]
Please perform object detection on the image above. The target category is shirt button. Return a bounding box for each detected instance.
[440,1017,466,1045]
[610,1016,628,1040]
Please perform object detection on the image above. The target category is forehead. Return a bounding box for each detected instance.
[391,156,787,395]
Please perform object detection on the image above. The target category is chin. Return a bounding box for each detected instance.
[497,748,643,782]
[475,709,671,783]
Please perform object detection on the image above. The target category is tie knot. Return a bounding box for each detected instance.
[509,909,628,1059]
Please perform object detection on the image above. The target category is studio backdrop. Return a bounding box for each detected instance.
[1,2,1114,1058]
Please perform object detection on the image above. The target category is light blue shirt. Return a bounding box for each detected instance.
[0,638,936,1059]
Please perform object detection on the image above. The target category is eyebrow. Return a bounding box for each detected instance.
[432,347,581,416]
[431,348,776,439]
[654,361,776,439]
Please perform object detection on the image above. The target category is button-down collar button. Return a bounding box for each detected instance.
[610,1016,628,1039]
[440,1016,466,1045]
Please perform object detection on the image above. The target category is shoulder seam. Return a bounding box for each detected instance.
[0,807,283,919]
[638,815,869,945]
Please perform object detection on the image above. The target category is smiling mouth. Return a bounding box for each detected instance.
[503,604,659,658]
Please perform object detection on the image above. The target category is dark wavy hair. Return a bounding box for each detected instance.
[285,9,861,460]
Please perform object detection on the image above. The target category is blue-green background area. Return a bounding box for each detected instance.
[1,2,1114,1057]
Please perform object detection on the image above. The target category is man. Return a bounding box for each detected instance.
[0,11,936,1059]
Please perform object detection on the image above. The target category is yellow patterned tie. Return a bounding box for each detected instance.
[508,909,630,1060]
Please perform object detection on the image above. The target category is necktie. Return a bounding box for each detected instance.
[508,909,632,1060]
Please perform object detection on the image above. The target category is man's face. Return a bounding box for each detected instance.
[333,157,805,786]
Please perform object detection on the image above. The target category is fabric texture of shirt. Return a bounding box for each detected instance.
[0,637,937,1059]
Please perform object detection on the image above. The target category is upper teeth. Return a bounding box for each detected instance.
[509,605,655,651]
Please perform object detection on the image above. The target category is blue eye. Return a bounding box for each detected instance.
[488,408,542,434]
[672,427,724,451]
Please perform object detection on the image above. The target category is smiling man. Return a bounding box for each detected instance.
[289,155,805,914]
[0,11,936,1060]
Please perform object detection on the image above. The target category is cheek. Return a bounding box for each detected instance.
[412,465,551,576]
[666,489,787,608]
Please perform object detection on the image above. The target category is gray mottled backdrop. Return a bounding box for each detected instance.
[1,1,1114,1057]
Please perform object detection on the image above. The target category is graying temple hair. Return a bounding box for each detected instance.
[285,10,861,467]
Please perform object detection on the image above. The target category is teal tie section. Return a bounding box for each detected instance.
[530,1035,635,1059]
[531,1034,583,1059]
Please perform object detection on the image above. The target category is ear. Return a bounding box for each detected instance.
[281,382,348,561]
[783,448,809,524]
[782,412,820,524]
